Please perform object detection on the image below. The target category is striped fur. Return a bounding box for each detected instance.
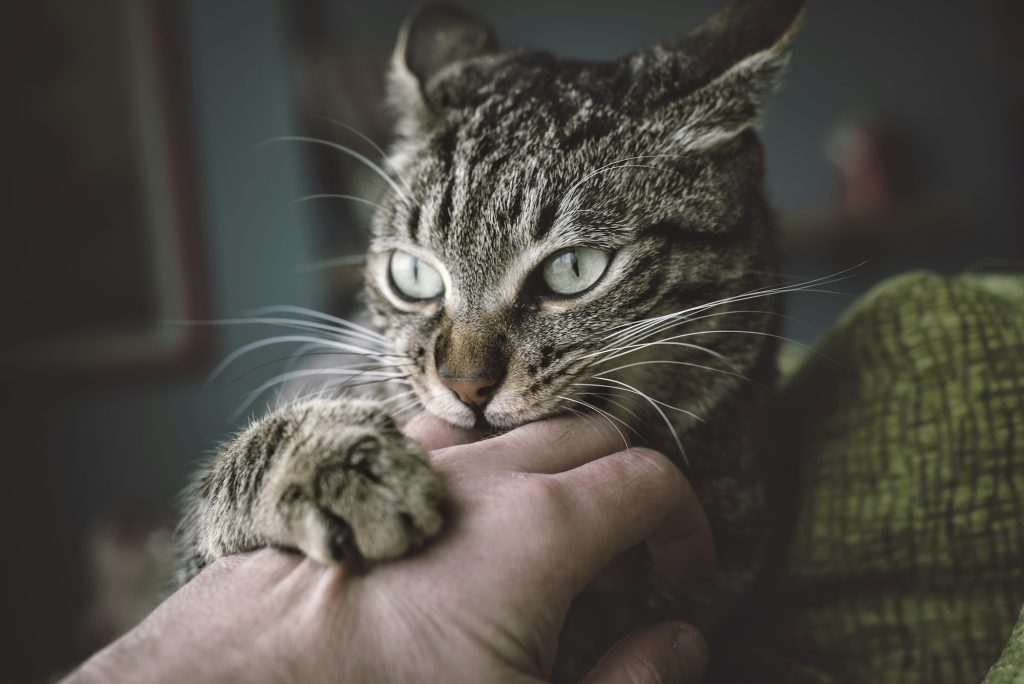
[177,1,804,679]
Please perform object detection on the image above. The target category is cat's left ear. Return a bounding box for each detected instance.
[388,4,499,137]
[644,0,806,151]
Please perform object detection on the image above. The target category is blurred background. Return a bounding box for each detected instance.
[2,0,1022,680]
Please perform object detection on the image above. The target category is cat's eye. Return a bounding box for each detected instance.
[388,250,444,300]
[541,247,610,295]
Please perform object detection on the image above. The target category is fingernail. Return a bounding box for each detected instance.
[672,626,708,679]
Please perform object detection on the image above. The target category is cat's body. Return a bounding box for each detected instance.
[178,0,804,678]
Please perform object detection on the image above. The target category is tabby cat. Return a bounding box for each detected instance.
[177,0,805,678]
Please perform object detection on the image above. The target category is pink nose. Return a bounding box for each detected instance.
[440,376,498,407]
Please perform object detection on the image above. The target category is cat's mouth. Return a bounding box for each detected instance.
[415,364,600,433]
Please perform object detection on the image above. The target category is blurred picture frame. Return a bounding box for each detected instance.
[1,0,211,384]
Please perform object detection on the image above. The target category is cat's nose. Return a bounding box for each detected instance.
[439,375,498,408]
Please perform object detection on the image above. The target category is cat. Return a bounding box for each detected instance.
[177,0,805,679]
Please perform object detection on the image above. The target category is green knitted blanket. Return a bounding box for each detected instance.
[771,271,1024,683]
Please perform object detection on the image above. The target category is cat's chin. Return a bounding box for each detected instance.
[480,406,568,432]
[421,403,558,434]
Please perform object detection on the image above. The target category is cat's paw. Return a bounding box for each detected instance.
[270,426,444,563]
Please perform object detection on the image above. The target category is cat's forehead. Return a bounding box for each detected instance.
[408,153,561,301]
[400,60,644,261]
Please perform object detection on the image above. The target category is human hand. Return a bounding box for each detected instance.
[66,414,713,683]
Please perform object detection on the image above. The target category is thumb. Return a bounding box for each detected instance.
[579,622,708,684]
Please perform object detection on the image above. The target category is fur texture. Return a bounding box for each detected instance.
[177,1,804,679]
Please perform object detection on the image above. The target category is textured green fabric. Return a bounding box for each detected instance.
[984,604,1024,683]
[776,271,1024,684]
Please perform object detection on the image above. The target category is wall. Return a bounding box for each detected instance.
[4,0,321,678]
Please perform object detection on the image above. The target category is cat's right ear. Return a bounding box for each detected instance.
[388,4,499,137]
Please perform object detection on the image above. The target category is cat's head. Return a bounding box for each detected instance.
[364,0,803,431]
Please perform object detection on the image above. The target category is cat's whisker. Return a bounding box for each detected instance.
[559,153,695,211]
[248,373,414,422]
[380,389,419,407]
[314,116,415,195]
[555,395,633,452]
[245,306,391,345]
[575,395,643,440]
[318,372,413,398]
[584,340,725,365]
[295,193,388,214]
[572,385,653,429]
[603,262,866,343]
[182,316,393,354]
[224,352,416,390]
[390,399,424,419]
[260,136,411,204]
[206,334,403,388]
[298,255,369,272]
[610,308,808,352]
[281,342,396,372]
[577,377,687,465]
[235,368,410,419]
[597,357,778,398]
[257,368,409,397]
[618,325,835,365]
[559,164,689,219]
[604,285,828,352]
[294,376,413,409]
[573,381,705,423]
[613,307,784,341]
[556,401,619,447]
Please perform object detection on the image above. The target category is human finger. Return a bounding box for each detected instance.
[579,622,708,684]
[438,415,625,475]
[553,447,714,590]
[403,411,480,451]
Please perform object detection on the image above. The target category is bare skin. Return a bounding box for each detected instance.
[64,414,714,683]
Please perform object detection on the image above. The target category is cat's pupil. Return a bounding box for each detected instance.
[553,250,580,277]
[541,247,610,296]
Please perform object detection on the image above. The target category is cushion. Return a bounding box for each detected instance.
[772,271,1024,683]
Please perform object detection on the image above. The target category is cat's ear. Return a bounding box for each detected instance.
[647,0,805,152]
[388,4,499,136]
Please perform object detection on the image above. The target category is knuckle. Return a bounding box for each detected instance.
[509,476,572,560]
[518,474,569,516]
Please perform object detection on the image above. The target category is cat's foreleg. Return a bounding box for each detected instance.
[175,398,443,584]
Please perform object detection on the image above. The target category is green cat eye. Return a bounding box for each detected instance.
[389,250,444,300]
[542,247,610,295]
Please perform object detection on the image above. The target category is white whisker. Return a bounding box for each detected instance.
[206,334,400,387]
[573,385,653,430]
[604,262,866,344]
[235,368,409,417]
[261,136,411,204]
[556,395,633,452]
[314,116,414,195]
[298,255,368,272]
[597,358,776,397]
[295,193,388,214]
[559,153,694,212]
[573,381,704,423]
[246,305,389,344]
[578,377,687,465]
[584,340,726,365]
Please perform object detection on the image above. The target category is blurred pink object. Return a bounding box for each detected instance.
[825,119,901,219]
[78,511,176,650]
